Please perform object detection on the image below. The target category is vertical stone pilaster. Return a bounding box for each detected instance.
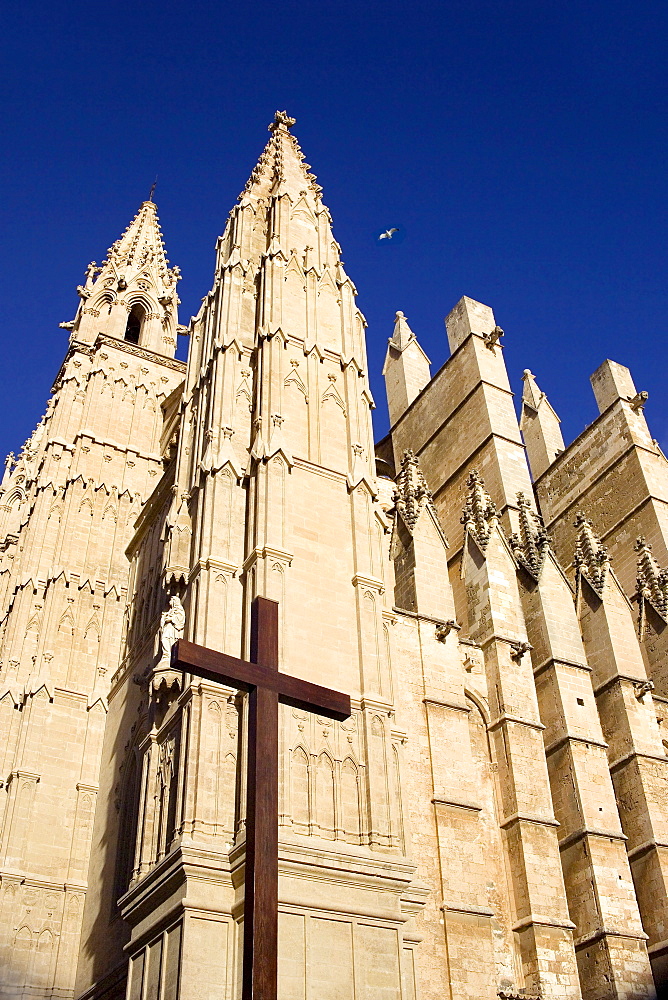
[460,476,582,998]
[576,519,668,989]
[513,502,654,998]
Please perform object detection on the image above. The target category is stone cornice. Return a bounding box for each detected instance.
[50,341,95,392]
[242,546,294,573]
[558,826,627,851]
[432,797,482,813]
[351,573,384,593]
[51,335,185,393]
[96,334,186,372]
[544,732,608,756]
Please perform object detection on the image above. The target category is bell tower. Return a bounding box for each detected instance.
[76,113,417,1000]
[0,201,185,999]
[63,199,181,357]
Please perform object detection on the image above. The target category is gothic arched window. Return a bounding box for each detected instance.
[124,304,144,344]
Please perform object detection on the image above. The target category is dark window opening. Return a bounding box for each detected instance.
[124,304,144,344]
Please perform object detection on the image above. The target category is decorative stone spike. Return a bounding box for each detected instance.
[574,512,610,596]
[460,470,498,551]
[509,492,550,579]
[635,536,668,619]
[394,450,439,533]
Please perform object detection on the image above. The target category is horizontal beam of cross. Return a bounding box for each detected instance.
[172,638,351,721]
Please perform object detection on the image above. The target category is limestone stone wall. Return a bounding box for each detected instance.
[3,117,668,1000]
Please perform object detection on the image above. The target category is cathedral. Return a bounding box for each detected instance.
[0,110,667,1000]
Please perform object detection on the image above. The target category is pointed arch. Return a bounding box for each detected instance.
[464,686,491,728]
[382,621,394,701]
[83,613,101,641]
[102,502,118,523]
[48,499,63,522]
[291,746,310,830]
[371,714,384,736]
[14,925,32,947]
[126,293,153,314]
[58,606,76,636]
[11,926,33,986]
[363,592,382,692]
[341,757,361,841]
[315,751,335,838]
[24,607,42,635]
[390,744,405,852]
[124,301,147,344]
[291,196,316,225]
[92,290,116,315]
[220,751,237,837]
[32,928,54,987]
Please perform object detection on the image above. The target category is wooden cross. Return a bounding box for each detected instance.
[172,596,351,1000]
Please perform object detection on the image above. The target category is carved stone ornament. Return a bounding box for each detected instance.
[461,470,498,551]
[435,620,461,642]
[634,679,655,700]
[482,326,504,349]
[635,536,668,621]
[509,492,550,579]
[394,449,440,534]
[498,993,541,1000]
[574,512,610,597]
[510,640,533,662]
[269,110,296,132]
[628,390,648,412]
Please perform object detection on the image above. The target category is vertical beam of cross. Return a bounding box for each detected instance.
[172,596,351,1000]
[243,598,279,1000]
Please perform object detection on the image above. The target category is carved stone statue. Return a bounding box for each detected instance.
[159,595,186,662]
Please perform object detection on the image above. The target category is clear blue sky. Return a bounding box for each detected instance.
[1,0,666,460]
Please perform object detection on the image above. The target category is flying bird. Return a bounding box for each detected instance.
[379,228,399,240]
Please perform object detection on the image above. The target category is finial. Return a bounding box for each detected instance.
[509,491,550,578]
[269,110,296,133]
[461,470,498,551]
[635,535,668,618]
[393,450,436,532]
[574,512,610,596]
[149,177,157,202]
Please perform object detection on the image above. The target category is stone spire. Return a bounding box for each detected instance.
[394,449,439,533]
[62,199,181,356]
[209,110,362,364]
[520,369,565,480]
[383,312,431,426]
[574,512,610,596]
[635,536,668,619]
[460,470,498,551]
[239,110,323,206]
[389,311,417,352]
[509,492,550,578]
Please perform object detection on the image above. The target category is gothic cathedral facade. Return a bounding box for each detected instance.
[0,112,667,1000]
